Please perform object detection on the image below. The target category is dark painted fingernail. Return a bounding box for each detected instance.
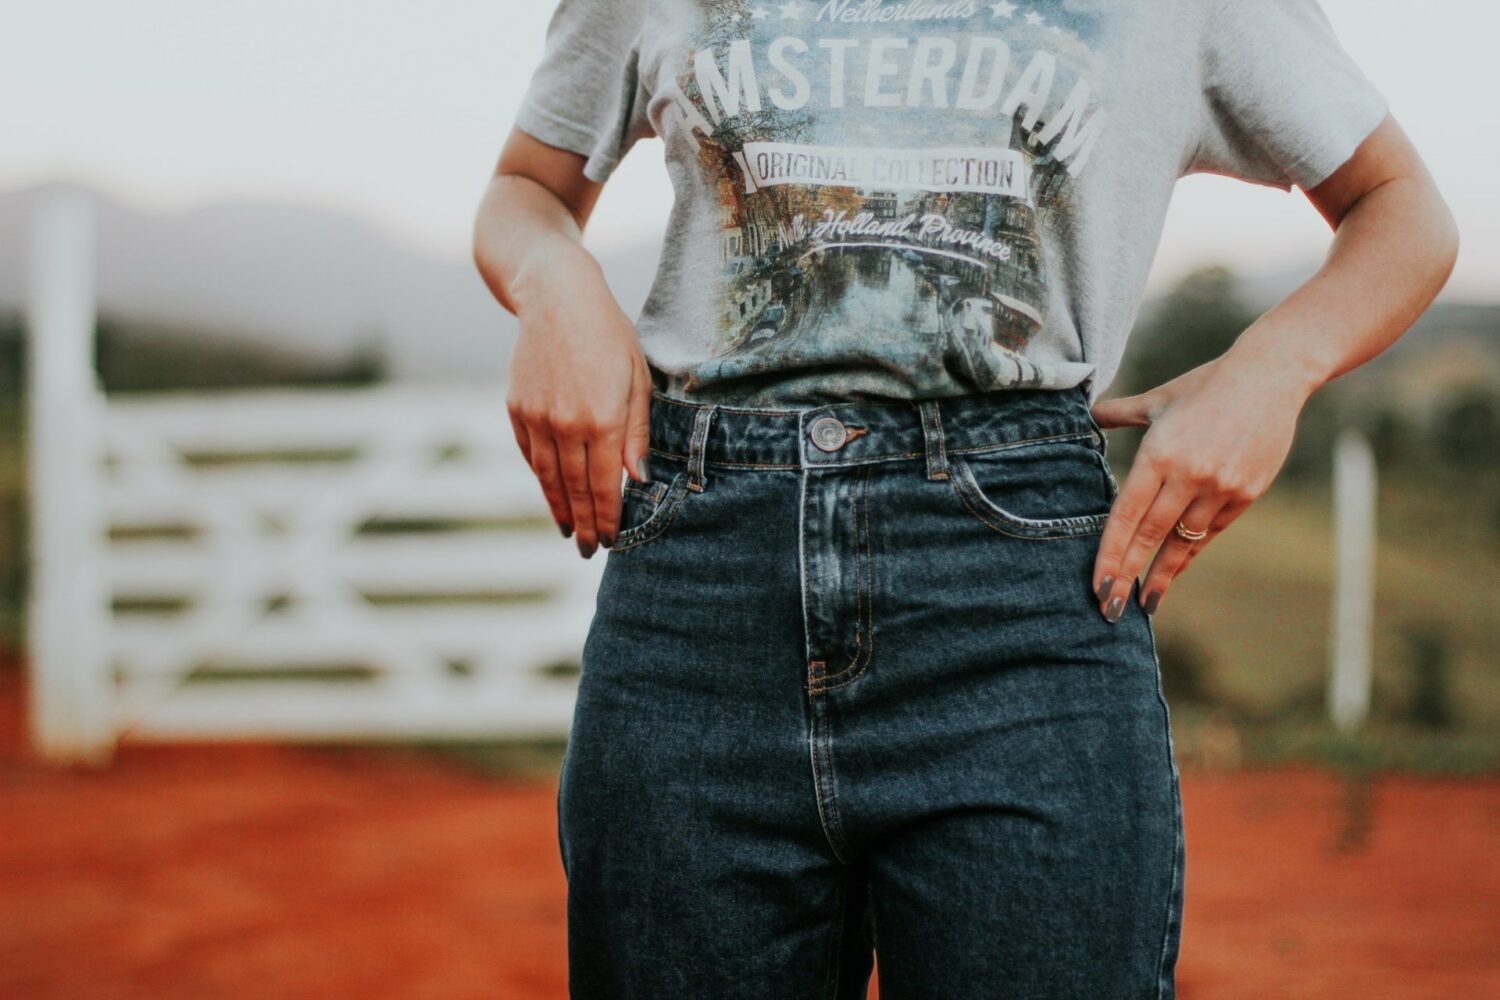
[1144,590,1162,616]
[1095,576,1114,603]
[600,533,616,549]
[1104,595,1126,623]
[559,522,573,538]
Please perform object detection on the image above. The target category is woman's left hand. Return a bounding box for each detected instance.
[1089,356,1312,622]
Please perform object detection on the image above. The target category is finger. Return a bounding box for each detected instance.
[590,422,627,549]
[528,431,574,538]
[509,405,535,470]
[623,358,653,483]
[1090,392,1155,429]
[1137,495,1228,614]
[1175,499,1252,579]
[1099,476,1200,623]
[556,430,599,558]
[1093,460,1166,611]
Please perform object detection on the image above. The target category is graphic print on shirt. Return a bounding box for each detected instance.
[664,0,1109,402]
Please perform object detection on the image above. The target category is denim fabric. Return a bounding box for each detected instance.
[560,385,1185,999]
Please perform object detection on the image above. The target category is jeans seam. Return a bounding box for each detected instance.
[621,482,662,501]
[648,430,1096,471]
[1145,610,1185,999]
[815,702,852,863]
[822,861,850,999]
[611,473,688,551]
[809,467,875,694]
[949,430,1097,456]
[950,462,1109,541]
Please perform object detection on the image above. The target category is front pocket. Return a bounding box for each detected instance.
[612,466,690,551]
[949,435,1114,540]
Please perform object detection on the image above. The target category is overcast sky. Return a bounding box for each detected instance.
[4,0,1494,299]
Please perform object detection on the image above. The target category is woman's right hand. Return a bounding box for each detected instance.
[473,127,653,559]
[507,249,653,558]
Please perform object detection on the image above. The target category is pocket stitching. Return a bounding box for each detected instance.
[612,472,689,552]
[950,451,1111,540]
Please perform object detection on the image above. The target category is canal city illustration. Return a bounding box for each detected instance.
[669,0,1109,401]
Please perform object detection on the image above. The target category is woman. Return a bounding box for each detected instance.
[473,1,1457,996]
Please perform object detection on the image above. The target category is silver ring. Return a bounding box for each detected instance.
[1174,520,1209,542]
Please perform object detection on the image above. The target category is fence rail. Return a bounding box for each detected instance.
[27,194,597,761]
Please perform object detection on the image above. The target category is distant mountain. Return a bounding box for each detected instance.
[1,180,1492,384]
[0,181,663,383]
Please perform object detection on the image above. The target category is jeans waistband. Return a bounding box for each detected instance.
[646,385,1103,482]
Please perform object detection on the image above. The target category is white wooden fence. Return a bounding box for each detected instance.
[27,193,600,763]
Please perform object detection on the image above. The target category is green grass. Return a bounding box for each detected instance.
[1149,473,1500,731]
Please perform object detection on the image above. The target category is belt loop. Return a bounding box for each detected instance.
[686,403,718,493]
[917,399,949,481]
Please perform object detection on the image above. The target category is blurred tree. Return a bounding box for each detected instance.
[1431,385,1500,469]
[1111,265,1257,468]
[339,339,387,386]
[1280,386,1343,486]
[1119,264,1256,398]
[1402,622,1454,730]
[0,313,21,396]
[1113,265,1355,486]
[94,316,387,392]
[1152,629,1219,708]
[1361,404,1415,470]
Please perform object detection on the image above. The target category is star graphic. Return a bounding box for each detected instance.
[1024,10,1044,26]
[988,1,1017,17]
[750,5,770,18]
[778,1,804,18]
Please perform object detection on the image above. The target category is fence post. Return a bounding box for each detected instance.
[26,191,113,763]
[1327,426,1377,733]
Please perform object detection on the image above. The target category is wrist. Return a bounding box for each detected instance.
[509,240,607,319]
[1216,325,1327,408]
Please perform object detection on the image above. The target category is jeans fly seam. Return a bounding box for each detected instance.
[815,703,852,862]
[810,467,875,694]
[797,464,814,671]
[822,862,850,1000]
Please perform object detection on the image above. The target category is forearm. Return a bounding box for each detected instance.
[472,173,608,318]
[1218,175,1460,402]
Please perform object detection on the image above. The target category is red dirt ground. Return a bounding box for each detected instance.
[2,667,1497,999]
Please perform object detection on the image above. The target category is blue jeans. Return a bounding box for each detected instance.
[560,385,1185,999]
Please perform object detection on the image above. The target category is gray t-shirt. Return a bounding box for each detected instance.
[515,0,1388,406]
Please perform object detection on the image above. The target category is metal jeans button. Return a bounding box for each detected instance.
[809,415,848,452]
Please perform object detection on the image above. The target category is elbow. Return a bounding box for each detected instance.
[1436,199,1461,288]
[1420,188,1462,302]
[471,177,499,279]
[471,177,519,316]
[468,173,504,277]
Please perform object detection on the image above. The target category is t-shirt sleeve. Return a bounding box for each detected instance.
[1184,0,1390,191]
[513,0,655,184]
